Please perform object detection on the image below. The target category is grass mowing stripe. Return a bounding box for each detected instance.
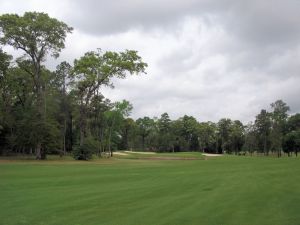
[0,156,299,225]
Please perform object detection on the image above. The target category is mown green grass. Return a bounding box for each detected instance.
[0,155,299,225]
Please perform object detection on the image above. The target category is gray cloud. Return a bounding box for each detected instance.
[1,0,300,122]
[68,0,300,47]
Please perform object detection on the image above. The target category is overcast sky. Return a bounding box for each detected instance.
[1,0,300,122]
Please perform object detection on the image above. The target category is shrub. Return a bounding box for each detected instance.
[72,137,98,160]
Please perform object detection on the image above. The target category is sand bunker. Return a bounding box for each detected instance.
[113,152,129,156]
[202,153,223,157]
[124,151,156,154]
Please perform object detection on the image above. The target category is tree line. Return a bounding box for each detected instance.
[0,12,299,159]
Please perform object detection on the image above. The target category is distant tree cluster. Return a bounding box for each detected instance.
[0,12,299,160]
[111,101,299,158]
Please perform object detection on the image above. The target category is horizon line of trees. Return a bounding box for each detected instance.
[0,12,299,160]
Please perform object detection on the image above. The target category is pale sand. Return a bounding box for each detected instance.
[124,151,156,154]
[202,153,223,157]
[113,152,129,156]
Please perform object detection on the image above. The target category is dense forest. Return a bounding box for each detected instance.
[0,12,299,160]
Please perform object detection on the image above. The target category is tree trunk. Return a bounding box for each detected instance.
[36,142,42,160]
[99,128,104,157]
[221,137,225,154]
[63,118,67,155]
[36,86,43,160]
[142,135,145,151]
[263,133,267,156]
[34,63,45,160]
[79,105,86,146]
[124,129,129,150]
[70,114,73,152]
[80,129,84,146]
[108,127,112,156]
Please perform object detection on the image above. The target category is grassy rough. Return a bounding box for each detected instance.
[0,155,299,225]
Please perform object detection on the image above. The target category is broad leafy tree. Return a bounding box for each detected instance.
[54,61,73,155]
[157,113,174,151]
[270,100,290,157]
[255,109,271,155]
[229,120,245,154]
[197,122,217,153]
[0,12,73,159]
[284,113,300,156]
[136,117,155,150]
[217,118,232,153]
[72,50,147,146]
